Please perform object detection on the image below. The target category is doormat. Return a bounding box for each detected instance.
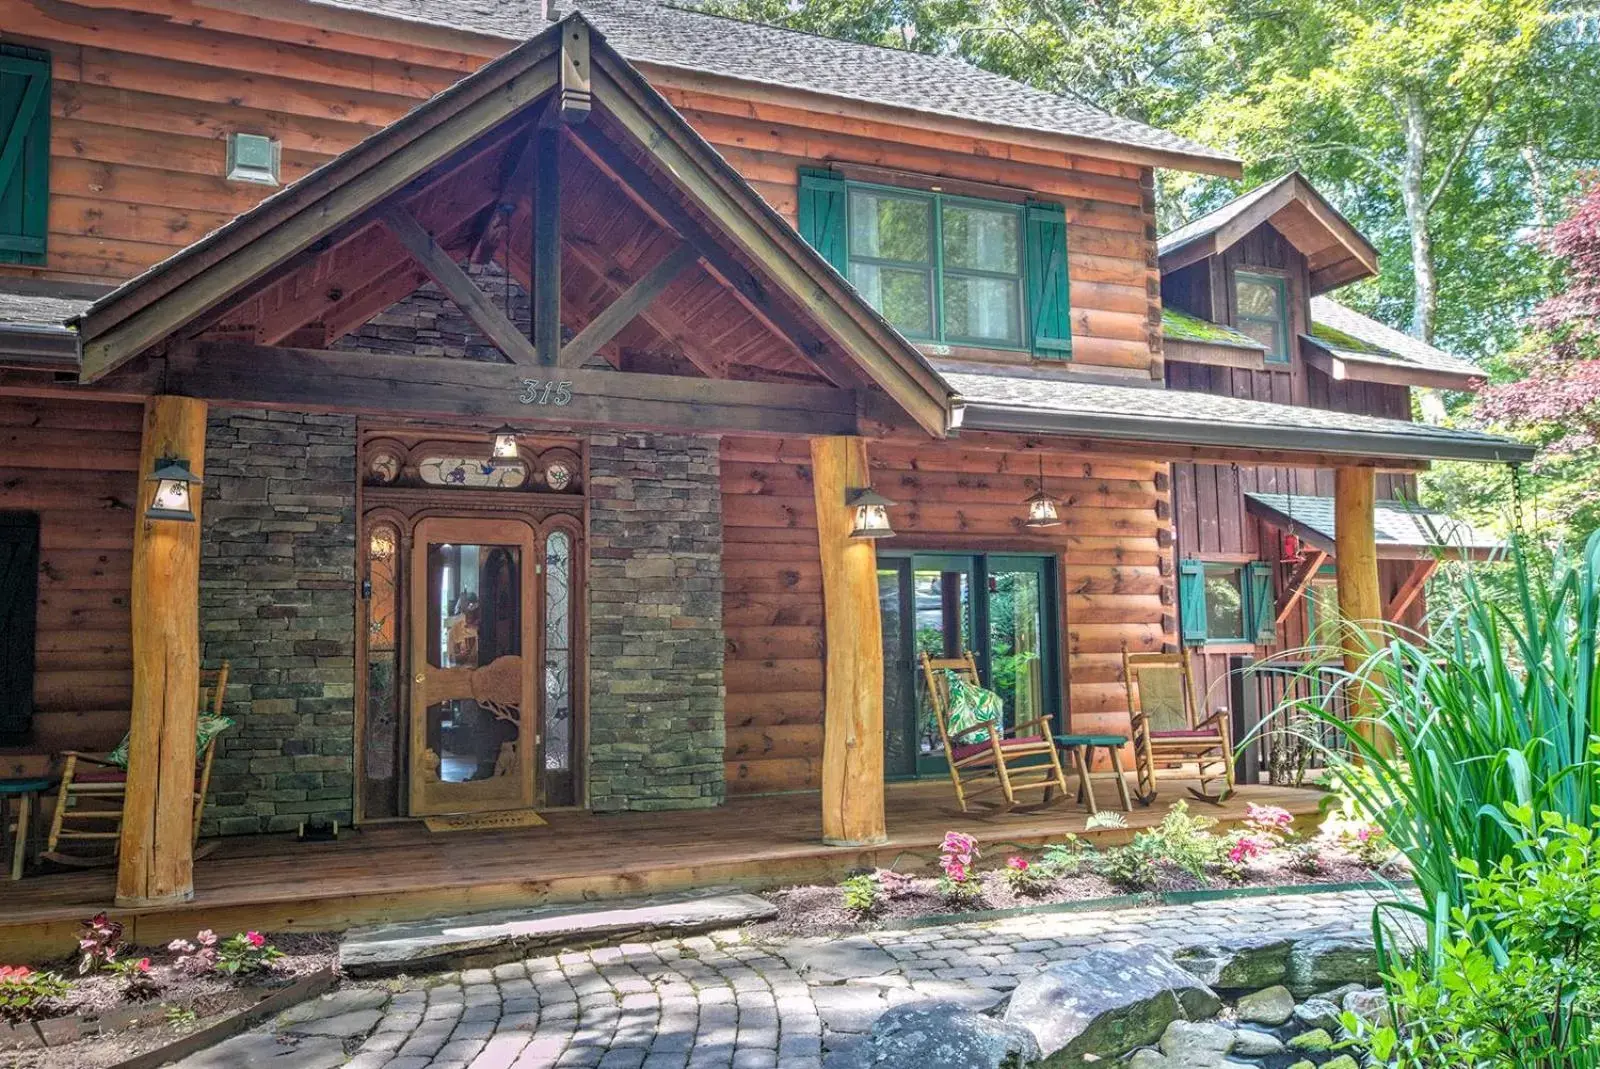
[424,809,548,833]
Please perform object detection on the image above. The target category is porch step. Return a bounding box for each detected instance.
[338,887,778,977]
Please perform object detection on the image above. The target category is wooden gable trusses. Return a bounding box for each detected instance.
[72,15,957,439]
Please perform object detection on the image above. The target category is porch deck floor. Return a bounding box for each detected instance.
[0,779,1324,959]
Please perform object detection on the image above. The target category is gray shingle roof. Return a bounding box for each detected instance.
[941,368,1533,464]
[0,289,90,330]
[1308,296,1480,380]
[1245,492,1504,555]
[302,0,1238,170]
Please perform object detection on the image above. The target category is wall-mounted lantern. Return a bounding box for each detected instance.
[146,457,201,522]
[847,487,896,540]
[491,424,520,461]
[1022,455,1062,529]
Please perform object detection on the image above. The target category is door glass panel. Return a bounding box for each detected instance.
[362,521,402,818]
[879,566,915,778]
[913,564,973,757]
[543,530,575,805]
[987,566,1045,729]
[423,541,523,785]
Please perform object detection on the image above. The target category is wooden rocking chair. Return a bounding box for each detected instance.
[1122,643,1233,805]
[43,662,230,867]
[921,651,1069,812]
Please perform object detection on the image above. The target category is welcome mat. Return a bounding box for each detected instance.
[423,809,548,833]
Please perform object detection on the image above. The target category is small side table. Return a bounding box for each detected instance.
[1052,735,1133,815]
[1,778,55,880]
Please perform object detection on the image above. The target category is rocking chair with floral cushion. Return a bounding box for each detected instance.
[920,651,1069,812]
[42,662,231,867]
[1121,643,1233,805]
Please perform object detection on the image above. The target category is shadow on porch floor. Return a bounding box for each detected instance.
[0,779,1325,960]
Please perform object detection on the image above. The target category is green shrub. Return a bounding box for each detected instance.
[840,874,883,918]
[0,966,70,1028]
[1039,834,1096,877]
[1097,801,1225,889]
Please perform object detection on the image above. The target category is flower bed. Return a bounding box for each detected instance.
[1,914,337,1069]
[758,803,1397,938]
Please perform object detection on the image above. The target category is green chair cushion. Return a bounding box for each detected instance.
[104,713,235,771]
[945,670,1003,740]
[1054,733,1129,747]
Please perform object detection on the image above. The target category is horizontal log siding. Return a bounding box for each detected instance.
[721,433,1174,794]
[0,396,141,758]
[4,0,1162,375]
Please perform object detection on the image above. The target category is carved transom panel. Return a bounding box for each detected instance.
[362,435,583,494]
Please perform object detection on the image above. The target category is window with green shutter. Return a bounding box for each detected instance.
[1180,558,1278,646]
[1246,560,1277,644]
[1179,559,1207,645]
[796,170,1070,357]
[0,46,50,267]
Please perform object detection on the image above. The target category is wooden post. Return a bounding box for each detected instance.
[810,436,887,846]
[533,121,561,366]
[1333,466,1388,754]
[117,396,207,906]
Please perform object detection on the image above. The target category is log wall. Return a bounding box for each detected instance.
[0,395,140,757]
[721,433,1174,794]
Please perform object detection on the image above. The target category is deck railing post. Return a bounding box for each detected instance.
[1228,655,1260,785]
[117,395,207,906]
[810,435,887,846]
[1333,465,1389,756]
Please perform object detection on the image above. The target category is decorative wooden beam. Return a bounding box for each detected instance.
[1274,549,1328,627]
[174,341,858,436]
[533,118,562,367]
[810,436,887,846]
[470,131,538,265]
[1384,557,1439,622]
[117,395,207,907]
[557,17,592,123]
[1334,466,1389,754]
[381,206,540,365]
[558,244,698,367]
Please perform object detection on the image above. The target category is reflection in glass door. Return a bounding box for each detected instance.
[879,552,1060,777]
[409,518,537,815]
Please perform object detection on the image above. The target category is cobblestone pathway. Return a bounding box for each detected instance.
[188,889,1392,1069]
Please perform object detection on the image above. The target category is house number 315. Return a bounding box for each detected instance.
[518,379,574,406]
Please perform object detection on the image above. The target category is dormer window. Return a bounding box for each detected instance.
[1234,271,1289,363]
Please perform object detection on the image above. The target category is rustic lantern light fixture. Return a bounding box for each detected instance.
[491,424,520,461]
[847,487,896,540]
[1022,455,1061,529]
[146,457,201,522]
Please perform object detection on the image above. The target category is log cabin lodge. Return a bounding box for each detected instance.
[0,0,1531,952]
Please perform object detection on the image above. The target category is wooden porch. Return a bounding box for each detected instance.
[0,779,1325,960]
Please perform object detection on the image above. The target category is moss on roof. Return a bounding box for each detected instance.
[1161,307,1265,348]
[1307,320,1387,356]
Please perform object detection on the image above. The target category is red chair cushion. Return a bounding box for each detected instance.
[74,767,129,784]
[952,735,1048,762]
[1150,729,1222,740]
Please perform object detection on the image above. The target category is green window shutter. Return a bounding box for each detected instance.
[1246,560,1276,645]
[797,167,848,278]
[0,46,50,267]
[1024,200,1071,360]
[1178,559,1206,645]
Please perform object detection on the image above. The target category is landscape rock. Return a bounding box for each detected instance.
[277,987,389,1025]
[855,1000,1042,1068]
[1003,947,1221,1065]
[1343,987,1392,1028]
[1235,985,1295,1026]
[1159,1019,1234,1062]
[1171,934,1294,991]
[1287,1028,1334,1053]
[1323,1057,1360,1069]
[1285,930,1381,997]
[1230,1028,1286,1057]
[1286,1062,1315,1069]
[1127,1051,1168,1069]
[1292,997,1342,1031]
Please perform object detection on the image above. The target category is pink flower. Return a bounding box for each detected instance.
[1228,837,1264,864]
[1357,825,1377,843]
[0,966,31,981]
[168,939,195,955]
[135,958,151,973]
[196,929,218,947]
[1007,857,1029,871]
[245,932,266,948]
[944,861,968,883]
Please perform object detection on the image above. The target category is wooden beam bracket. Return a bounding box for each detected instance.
[558,244,698,368]
[1274,549,1328,627]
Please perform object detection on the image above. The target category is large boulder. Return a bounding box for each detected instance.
[856,1001,1042,1068]
[1235,985,1295,1026]
[1159,1020,1235,1062]
[1284,930,1381,997]
[1003,947,1221,1066]
[1172,934,1294,991]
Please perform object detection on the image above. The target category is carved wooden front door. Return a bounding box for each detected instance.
[407,516,538,815]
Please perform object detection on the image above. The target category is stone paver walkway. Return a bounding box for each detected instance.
[191,888,1393,1069]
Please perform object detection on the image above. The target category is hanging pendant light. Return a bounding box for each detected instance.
[146,457,201,522]
[491,424,520,461]
[1022,455,1061,529]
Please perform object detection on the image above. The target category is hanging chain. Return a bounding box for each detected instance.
[1509,462,1526,539]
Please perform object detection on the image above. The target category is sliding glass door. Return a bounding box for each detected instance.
[878,552,1060,778]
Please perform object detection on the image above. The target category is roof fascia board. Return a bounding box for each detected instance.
[1290,185,1377,276]
[0,325,79,372]
[1301,336,1481,392]
[1164,338,1268,371]
[960,403,1536,465]
[590,52,954,437]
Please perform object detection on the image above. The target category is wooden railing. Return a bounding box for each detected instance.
[1228,656,1349,786]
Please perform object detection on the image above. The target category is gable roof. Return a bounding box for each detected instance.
[71,14,957,436]
[1245,492,1503,560]
[281,0,1240,176]
[1305,296,1482,391]
[1158,172,1378,293]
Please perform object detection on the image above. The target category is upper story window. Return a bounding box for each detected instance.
[0,46,51,267]
[797,169,1072,361]
[847,187,1024,348]
[1233,271,1289,363]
